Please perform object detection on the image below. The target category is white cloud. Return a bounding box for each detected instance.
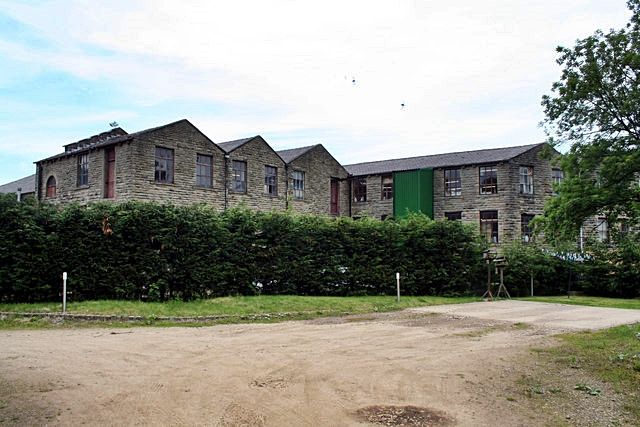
[0,0,633,173]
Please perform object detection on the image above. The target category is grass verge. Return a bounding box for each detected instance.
[556,323,640,420]
[517,323,640,425]
[519,296,640,310]
[0,295,478,329]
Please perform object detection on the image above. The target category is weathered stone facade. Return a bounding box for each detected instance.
[345,144,561,245]
[34,119,571,246]
[37,120,228,208]
[350,174,393,219]
[284,145,349,216]
[433,144,558,245]
[223,136,287,212]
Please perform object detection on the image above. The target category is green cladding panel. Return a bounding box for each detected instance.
[393,168,434,219]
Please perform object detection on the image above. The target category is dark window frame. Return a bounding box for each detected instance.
[381,174,393,200]
[521,213,535,243]
[292,170,304,200]
[196,154,213,188]
[77,153,89,187]
[264,165,278,196]
[444,168,461,196]
[552,169,564,195]
[480,210,499,243]
[232,160,247,193]
[519,166,534,195]
[445,211,462,220]
[154,147,174,184]
[479,166,498,195]
[353,177,367,202]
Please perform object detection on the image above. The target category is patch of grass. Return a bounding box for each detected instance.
[0,296,478,329]
[512,322,530,330]
[519,296,640,310]
[551,323,640,421]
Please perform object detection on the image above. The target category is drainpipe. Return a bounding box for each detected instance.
[36,163,42,201]
[284,164,289,210]
[348,177,352,217]
[223,154,229,210]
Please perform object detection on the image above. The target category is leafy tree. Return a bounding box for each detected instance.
[541,0,640,243]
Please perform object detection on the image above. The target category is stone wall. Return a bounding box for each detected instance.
[38,120,228,208]
[350,175,394,219]
[433,144,558,245]
[123,120,227,208]
[287,145,349,216]
[225,136,287,212]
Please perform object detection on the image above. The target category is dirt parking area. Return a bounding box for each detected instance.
[1,300,639,426]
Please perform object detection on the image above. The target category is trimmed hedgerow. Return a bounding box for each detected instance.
[0,195,486,302]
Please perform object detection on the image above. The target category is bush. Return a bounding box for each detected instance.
[501,242,577,297]
[0,196,487,302]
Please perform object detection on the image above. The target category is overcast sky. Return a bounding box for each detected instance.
[0,0,632,184]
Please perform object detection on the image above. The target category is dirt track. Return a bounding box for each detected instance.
[1,301,639,426]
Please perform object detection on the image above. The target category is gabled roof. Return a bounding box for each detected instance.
[218,136,259,153]
[37,119,220,163]
[63,127,128,152]
[276,145,317,163]
[344,143,545,176]
[0,174,36,194]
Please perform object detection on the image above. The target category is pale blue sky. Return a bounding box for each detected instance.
[0,0,632,184]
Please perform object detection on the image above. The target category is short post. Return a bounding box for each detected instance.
[530,272,534,297]
[396,272,400,303]
[62,272,67,314]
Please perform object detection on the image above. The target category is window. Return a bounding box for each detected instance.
[620,221,630,236]
[521,214,535,243]
[292,170,304,199]
[196,154,213,187]
[444,169,461,196]
[264,165,277,195]
[46,176,56,198]
[232,160,247,192]
[381,174,393,200]
[597,218,608,242]
[480,210,499,243]
[77,154,89,186]
[479,166,498,194]
[445,211,462,220]
[519,166,534,194]
[552,169,564,194]
[154,147,174,183]
[353,177,367,202]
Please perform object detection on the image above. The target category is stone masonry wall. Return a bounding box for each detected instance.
[350,175,394,219]
[123,121,227,208]
[39,120,228,208]
[287,145,349,216]
[433,144,558,245]
[225,137,287,212]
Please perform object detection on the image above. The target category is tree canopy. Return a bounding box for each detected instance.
[541,0,640,244]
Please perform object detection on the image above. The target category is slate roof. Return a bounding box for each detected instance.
[0,174,36,194]
[344,143,545,176]
[218,136,258,153]
[276,145,317,163]
[37,119,195,163]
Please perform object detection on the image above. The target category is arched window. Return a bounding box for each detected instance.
[46,176,56,198]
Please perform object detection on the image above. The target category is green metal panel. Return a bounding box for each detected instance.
[393,168,433,218]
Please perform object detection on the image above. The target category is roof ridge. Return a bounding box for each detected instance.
[344,142,544,167]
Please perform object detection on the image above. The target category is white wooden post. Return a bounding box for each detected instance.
[396,272,400,303]
[62,272,67,314]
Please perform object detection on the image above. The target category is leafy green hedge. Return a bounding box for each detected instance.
[0,195,486,302]
[502,240,640,298]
